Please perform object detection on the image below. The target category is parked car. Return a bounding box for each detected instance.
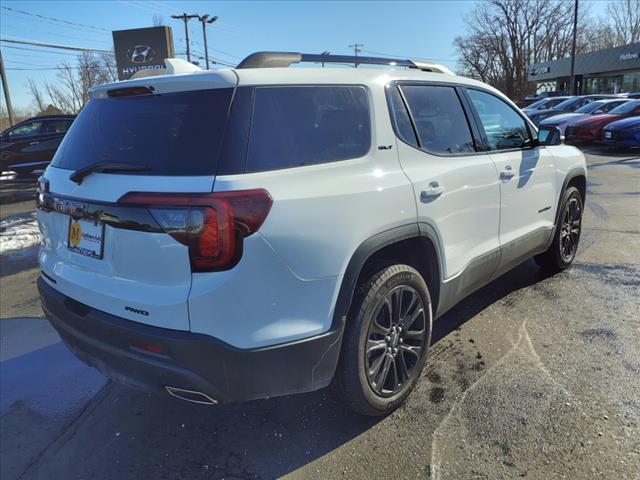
[522,96,572,116]
[527,95,617,126]
[539,99,630,134]
[521,91,567,107]
[618,92,640,99]
[600,116,640,148]
[565,100,640,144]
[0,115,75,174]
[36,52,586,416]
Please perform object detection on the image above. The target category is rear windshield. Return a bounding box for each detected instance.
[610,100,640,114]
[575,101,605,114]
[51,88,233,175]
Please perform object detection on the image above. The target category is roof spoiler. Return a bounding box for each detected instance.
[236,51,454,74]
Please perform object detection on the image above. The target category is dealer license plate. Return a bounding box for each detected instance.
[67,217,104,259]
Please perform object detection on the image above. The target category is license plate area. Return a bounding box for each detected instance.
[604,132,612,139]
[67,217,105,259]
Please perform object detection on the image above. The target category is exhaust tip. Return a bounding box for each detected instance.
[165,386,218,405]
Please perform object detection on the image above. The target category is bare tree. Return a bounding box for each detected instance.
[28,51,117,114]
[152,14,165,26]
[605,0,640,45]
[27,79,46,113]
[455,0,592,99]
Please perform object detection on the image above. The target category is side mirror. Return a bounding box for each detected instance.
[537,125,564,146]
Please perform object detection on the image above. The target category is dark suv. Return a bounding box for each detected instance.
[0,115,75,174]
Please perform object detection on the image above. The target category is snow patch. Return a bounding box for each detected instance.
[0,212,42,256]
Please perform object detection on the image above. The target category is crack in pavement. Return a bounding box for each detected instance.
[430,320,569,479]
[16,382,113,480]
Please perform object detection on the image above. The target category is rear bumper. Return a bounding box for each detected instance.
[38,277,344,403]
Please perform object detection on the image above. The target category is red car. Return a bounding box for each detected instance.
[564,100,640,143]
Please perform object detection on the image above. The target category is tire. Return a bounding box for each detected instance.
[334,264,432,416]
[534,186,583,272]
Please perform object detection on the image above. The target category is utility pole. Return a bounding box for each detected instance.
[569,0,579,95]
[320,50,330,67]
[198,14,218,69]
[0,49,15,127]
[349,43,363,67]
[171,12,199,62]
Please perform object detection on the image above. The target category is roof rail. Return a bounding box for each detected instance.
[236,51,453,74]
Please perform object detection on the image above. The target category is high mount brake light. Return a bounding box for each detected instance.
[107,86,154,98]
[118,190,272,272]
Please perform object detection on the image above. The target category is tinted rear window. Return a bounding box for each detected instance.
[51,89,233,175]
[400,85,476,155]
[245,86,370,173]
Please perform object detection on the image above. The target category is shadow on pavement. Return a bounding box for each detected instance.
[3,261,555,480]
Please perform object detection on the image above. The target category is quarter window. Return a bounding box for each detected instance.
[246,86,370,173]
[397,85,476,155]
[466,89,531,151]
[387,85,418,148]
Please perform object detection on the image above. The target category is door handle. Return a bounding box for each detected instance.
[421,181,445,201]
[500,165,515,181]
[29,141,40,146]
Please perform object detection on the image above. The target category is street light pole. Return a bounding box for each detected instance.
[569,0,579,95]
[171,12,199,62]
[198,14,218,70]
[0,49,15,126]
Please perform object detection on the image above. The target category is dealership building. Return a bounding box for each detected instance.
[528,42,640,95]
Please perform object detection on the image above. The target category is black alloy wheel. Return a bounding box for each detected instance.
[334,264,432,416]
[365,285,427,397]
[534,185,583,271]
[559,196,581,263]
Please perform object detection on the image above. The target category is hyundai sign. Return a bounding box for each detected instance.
[112,26,175,80]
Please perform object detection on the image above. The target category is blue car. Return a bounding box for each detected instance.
[601,117,640,148]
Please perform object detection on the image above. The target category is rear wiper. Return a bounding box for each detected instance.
[70,162,150,184]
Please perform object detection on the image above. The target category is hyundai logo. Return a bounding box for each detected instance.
[126,45,156,64]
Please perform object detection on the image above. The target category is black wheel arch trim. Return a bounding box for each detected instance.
[331,223,444,329]
[546,166,586,249]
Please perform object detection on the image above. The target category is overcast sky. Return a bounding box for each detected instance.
[1,0,609,111]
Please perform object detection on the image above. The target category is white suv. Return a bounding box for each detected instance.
[36,52,586,415]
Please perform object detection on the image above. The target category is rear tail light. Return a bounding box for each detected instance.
[118,190,272,272]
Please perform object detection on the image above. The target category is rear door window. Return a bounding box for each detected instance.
[398,85,476,155]
[42,119,73,134]
[51,89,233,175]
[245,86,370,173]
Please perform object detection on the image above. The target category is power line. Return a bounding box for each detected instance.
[1,25,112,46]
[361,48,454,63]
[0,37,113,54]
[0,6,110,33]
[2,45,92,57]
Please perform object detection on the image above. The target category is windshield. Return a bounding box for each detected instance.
[527,99,549,109]
[575,101,605,114]
[609,100,640,114]
[552,97,581,110]
[51,88,233,175]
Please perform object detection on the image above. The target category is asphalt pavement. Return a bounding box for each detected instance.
[1,148,638,480]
